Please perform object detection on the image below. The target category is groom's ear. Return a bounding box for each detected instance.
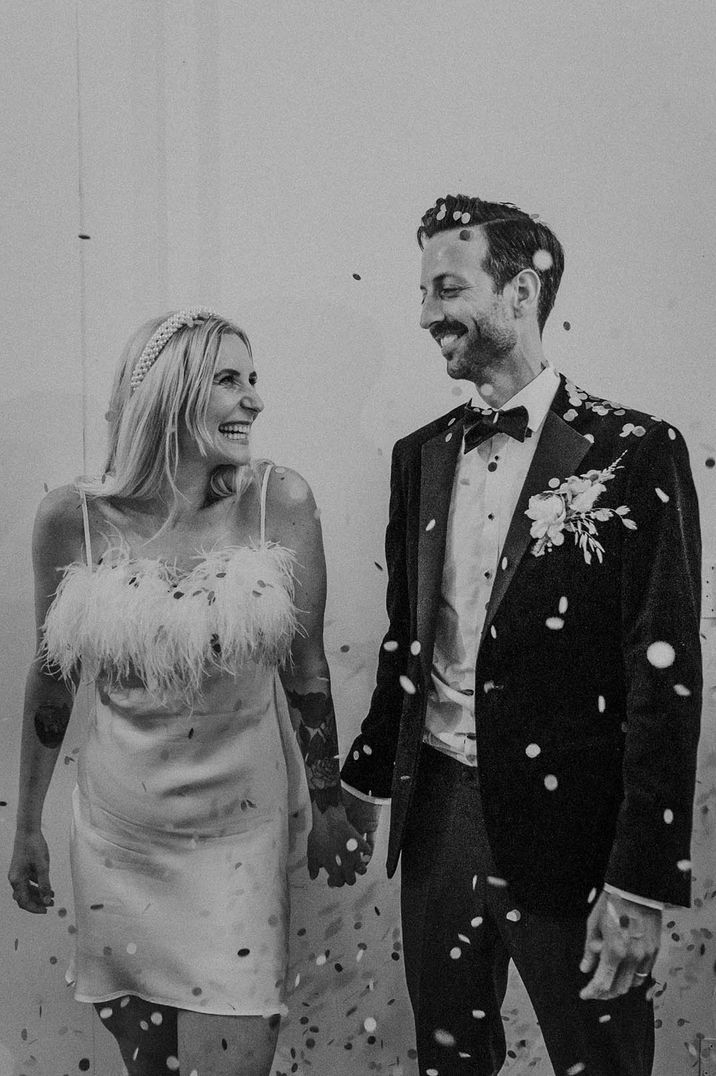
[508,267,541,321]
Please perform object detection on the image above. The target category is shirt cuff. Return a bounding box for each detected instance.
[341,781,390,806]
[603,884,665,910]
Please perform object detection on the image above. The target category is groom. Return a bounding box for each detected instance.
[342,194,702,1075]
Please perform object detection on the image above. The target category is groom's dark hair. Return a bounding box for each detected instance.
[417,194,564,334]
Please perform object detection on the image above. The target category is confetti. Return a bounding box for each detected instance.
[383,640,398,651]
[598,695,606,713]
[677,859,691,872]
[558,596,569,614]
[548,478,561,489]
[674,684,691,697]
[126,942,137,954]
[655,487,669,503]
[346,838,358,851]
[532,249,553,271]
[461,212,471,224]
[487,876,508,888]
[546,617,564,630]
[567,1065,586,1075]
[364,1016,377,1033]
[352,273,361,280]
[501,556,508,570]
[434,1028,457,1046]
[563,321,571,331]
[151,1011,163,1024]
[166,1058,180,1072]
[598,1014,611,1023]
[490,625,497,639]
[646,641,675,668]
[99,1007,113,1019]
[563,409,578,422]
[506,909,521,922]
[471,916,483,927]
[450,947,462,959]
[544,774,558,791]
[525,743,541,758]
[399,675,416,695]
[664,809,674,824]
[410,640,422,655]
[473,1009,486,1019]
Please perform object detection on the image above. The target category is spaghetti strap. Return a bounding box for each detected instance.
[259,464,273,545]
[78,489,93,567]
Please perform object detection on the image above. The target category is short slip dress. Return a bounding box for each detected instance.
[42,465,307,1017]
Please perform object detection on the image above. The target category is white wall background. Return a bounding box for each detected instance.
[1,1,715,1073]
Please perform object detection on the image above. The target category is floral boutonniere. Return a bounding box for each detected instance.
[525,452,636,564]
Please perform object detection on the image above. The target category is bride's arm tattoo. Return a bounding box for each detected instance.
[284,687,342,811]
[34,702,71,749]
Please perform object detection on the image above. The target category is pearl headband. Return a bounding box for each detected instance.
[130,307,218,393]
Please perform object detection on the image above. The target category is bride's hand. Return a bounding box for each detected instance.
[307,803,373,886]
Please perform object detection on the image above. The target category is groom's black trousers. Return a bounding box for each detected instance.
[399,746,655,1076]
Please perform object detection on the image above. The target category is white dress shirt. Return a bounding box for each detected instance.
[343,364,662,909]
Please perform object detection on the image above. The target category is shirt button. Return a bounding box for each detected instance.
[487,461,498,472]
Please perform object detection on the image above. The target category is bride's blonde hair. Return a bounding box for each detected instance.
[80,311,257,509]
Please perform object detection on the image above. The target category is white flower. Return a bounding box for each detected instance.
[526,493,567,545]
[571,482,606,512]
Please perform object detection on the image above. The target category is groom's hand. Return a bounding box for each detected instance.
[579,891,662,1000]
[341,789,382,861]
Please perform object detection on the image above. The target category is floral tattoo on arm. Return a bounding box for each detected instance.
[34,703,71,749]
[285,688,342,811]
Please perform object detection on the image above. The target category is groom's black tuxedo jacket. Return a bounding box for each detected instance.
[342,374,702,916]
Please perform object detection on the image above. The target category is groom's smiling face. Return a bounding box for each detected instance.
[419,227,518,383]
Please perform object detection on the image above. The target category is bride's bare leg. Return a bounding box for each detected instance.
[94,997,178,1075]
[177,1011,281,1076]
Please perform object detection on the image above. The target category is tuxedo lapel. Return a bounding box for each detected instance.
[479,405,591,648]
[417,421,462,679]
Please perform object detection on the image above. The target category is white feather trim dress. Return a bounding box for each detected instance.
[42,478,306,1016]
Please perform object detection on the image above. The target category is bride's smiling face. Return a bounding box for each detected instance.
[180,332,264,467]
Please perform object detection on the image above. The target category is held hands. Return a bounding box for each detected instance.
[307,801,373,887]
[579,891,662,1000]
[341,788,382,859]
[8,830,54,914]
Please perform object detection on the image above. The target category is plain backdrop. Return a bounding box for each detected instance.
[1,2,715,1073]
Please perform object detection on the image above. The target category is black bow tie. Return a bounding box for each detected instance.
[463,404,531,453]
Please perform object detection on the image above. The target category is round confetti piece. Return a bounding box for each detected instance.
[120,996,130,1007]
[563,321,571,331]
[434,1028,456,1046]
[126,942,137,954]
[490,625,497,639]
[663,809,674,824]
[399,675,416,695]
[352,750,360,760]
[558,596,569,614]
[166,1058,180,1072]
[548,477,560,489]
[461,212,471,224]
[362,743,373,755]
[567,1065,586,1075]
[677,859,691,872]
[427,1070,439,1076]
[364,1016,377,1033]
[383,640,398,652]
[99,1007,113,1020]
[410,640,422,655]
[473,1009,486,1019]
[352,273,361,280]
[598,1014,611,1024]
[598,695,606,713]
[546,617,564,630]
[444,432,453,442]
[150,1011,163,1025]
[525,743,541,759]
[346,838,358,851]
[646,641,675,668]
[140,1020,149,1030]
[532,249,553,271]
[237,947,250,957]
[506,909,521,922]
[674,684,691,697]
[316,953,327,966]
[471,916,483,927]
[587,887,597,903]
[655,487,669,503]
[544,774,559,791]
[487,875,508,887]
[501,556,508,570]
[452,210,462,220]
[449,946,462,959]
